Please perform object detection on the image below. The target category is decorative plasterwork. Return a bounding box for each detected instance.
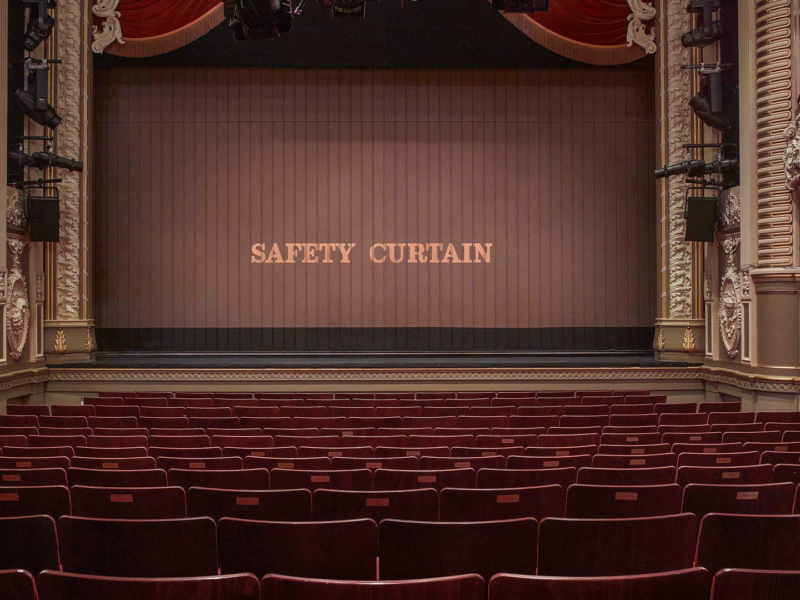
[7,240,30,361]
[85,329,94,353]
[0,271,7,304]
[721,190,741,227]
[656,329,666,351]
[6,191,25,228]
[683,327,696,353]
[40,365,800,395]
[626,0,657,54]
[719,237,742,359]
[784,93,800,190]
[91,0,124,54]
[56,0,83,320]
[54,329,67,353]
[704,274,713,301]
[741,269,751,299]
[666,0,693,319]
[36,275,44,301]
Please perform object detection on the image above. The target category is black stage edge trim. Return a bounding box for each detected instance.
[96,327,655,354]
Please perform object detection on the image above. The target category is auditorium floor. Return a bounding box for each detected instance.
[59,352,688,369]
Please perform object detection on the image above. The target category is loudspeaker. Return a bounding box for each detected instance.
[685,196,718,242]
[29,196,60,242]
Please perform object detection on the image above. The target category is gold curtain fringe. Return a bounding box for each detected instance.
[106,5,226,58]
[503,13,645,66]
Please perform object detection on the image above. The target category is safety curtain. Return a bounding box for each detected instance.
[92,0,653,64]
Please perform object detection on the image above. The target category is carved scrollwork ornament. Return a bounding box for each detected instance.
[6,192,25,228]
[683,328,696,353]
[6,240,30,361]
[626,0,657,55]
[721,190,741,227]
[92,0,124,53]
[784,95,800,190]
[718,237,742,359]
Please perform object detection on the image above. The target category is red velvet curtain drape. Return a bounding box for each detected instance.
[95,0,647,64]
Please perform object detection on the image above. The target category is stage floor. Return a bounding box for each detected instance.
[60,352,687,370]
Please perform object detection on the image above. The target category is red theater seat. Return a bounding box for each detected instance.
[375,446,450,458]
[537,513,698,576]
[610,404,655,415]
[168,468,270,492]
[601,432,662,446]
[537,433,600,448]
[219,518,377,580]
[0,569,36,600]
[408,435,475,448]
[439,485,565,522]
[67,468,167,488]
[0,485,71,518]
[0,515,60,574]
[563,405,609,416]
[83,396,124,406]
[0,435,28,449]
[477,467,576,489]
[566,484,682,518]
[609,415,660,427]
[660,413,709,426]
[339,435,407,449]
[748,441,800,454]
[50,405,92,417]
[224,446,293,460]
[96,406,141,418]
[598,443,671,455]
[379,518,537,583]
[58,516,218,577]
[3,446,73,458]
[0,468,67,487]
[709,568,800,600]
[149,435,211,448]
[695,514,800,575]
[507,454,591,470]
[262,573,483,600]
[676,465,773,487]
[711,423,765,434]
[0,456,70,470]
[39,427,92,438]
[188,417,240,429]
[759,411,800,423]
[592,453,677,468]
[0,427,37,438]
[312,488,438,522]
[124,398,168,408]
[38,571,260,600]
[681,482,795,517]
[88,416,139,429]
[71,485,187,519]
[723,431,781,444]
[374,468,475,491]
[679,451,760,467]
[169,398,214,407]
[187,487,312,521]
[577,466,677,486]
[292,417,348,430]
[71,457,155,470]
[419,456,504,470]
[76,446,148,458]
[157,456,242,471]
[28,436,86,450]
[88,435,149,449]
[525,445,598,457]
[140,407,187,418]
[699,401,741,414]
[656,402,698,414]
[244,455,330,470]
[0,416,38,428]
[488,568,711,600]
[138,417,189,429]
[8,405,50,417]
[275,435,339,448]
[450,447,524,459]
[270,468,371,491]
[475,434,539,448]
[672,442,744,455]
[211,435,274,449]
[331,456,417,471]
[297,446,374,459]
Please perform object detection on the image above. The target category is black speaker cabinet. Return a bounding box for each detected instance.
[685,196,718,243]
[29,196,60,242]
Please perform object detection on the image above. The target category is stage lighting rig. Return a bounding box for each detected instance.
[682,0,722,48]
[683,63,731,132]
[492,0,549,13]
[8,148,83,173]
[22,0,56,52]
[655,144,738,185]
[15,58,61,130]
[224,0,293,41]
[320,0,367,19]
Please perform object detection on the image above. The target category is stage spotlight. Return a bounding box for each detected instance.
[23,0,56,52]
[492,0,549,13]
[682,0,722,48]
[226,0,292,41]
[320,0,367,18]
[15,60,61,130]
[8,149,83,173]
[689,68,731,132]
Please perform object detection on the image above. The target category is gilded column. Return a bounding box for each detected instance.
[45,0,95,362]
[654,0,705,360]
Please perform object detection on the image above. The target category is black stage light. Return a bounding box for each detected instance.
[23,0,56,52]
[689,68,730,132]
[684,186,720,243]
[682,0,722,48]
[320,0,367,18]
[29,193,60,243]
[8,149,83,173]
[227,0,292,41]
[15,60,61,130]
[492,0,549,13]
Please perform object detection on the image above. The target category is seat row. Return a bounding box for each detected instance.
[4,475,800,521]
[4,567,800,600]
[3,512,800,582]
